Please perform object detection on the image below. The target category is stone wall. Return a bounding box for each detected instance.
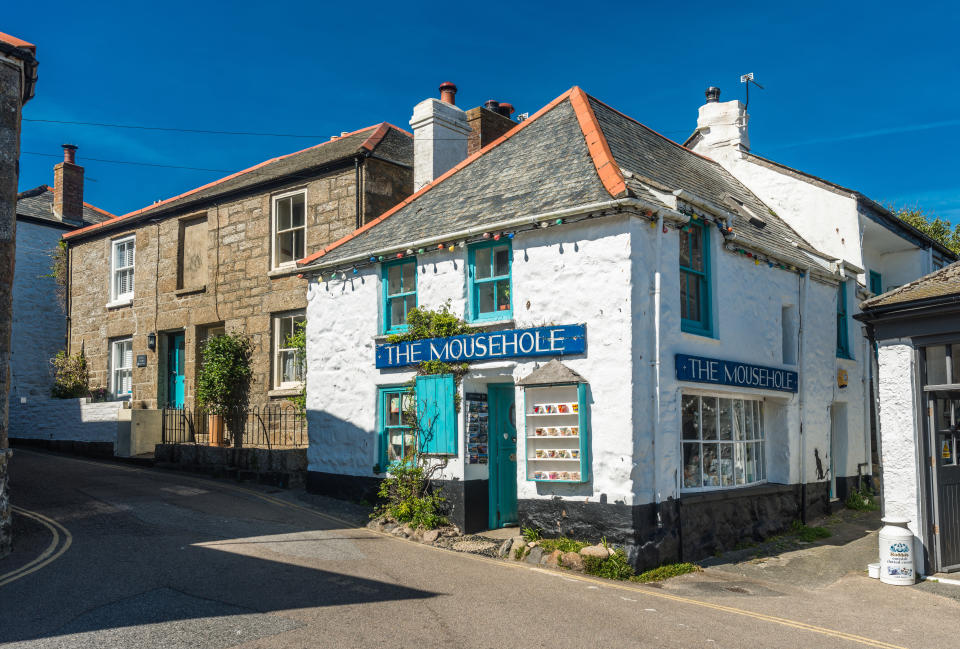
[10,219,66,400]
[68,159,410,409]
[1,39,35,558]
[8,396,123,444]
[154,443,307,488]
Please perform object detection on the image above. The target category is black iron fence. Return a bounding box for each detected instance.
[161,405,307,449]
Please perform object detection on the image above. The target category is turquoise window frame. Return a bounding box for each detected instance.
[376,386,415,472]
[869,270,883,295]
[468,241,513,322]
[679,221,712,337]
[836,280,852,359]
[381,258,418,335]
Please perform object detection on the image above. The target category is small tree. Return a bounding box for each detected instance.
[196,334,253,448]
[891,204,960,255]
[50,350,89,398]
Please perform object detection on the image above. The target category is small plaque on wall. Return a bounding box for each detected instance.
[136,354,148,368]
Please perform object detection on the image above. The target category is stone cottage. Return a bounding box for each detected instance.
[62,124,414,411]
[296,85,869,568]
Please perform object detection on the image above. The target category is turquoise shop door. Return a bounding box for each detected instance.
[488,384,518,528]
[167,333,185,408]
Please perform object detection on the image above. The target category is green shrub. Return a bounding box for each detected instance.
[386,302,473,344]
[845,486,879,511]
[50,350,89,398]
[631,563,701,583]
[521,527,542,543]
[790,520,831,542]
[374,461,448,530]
[539,537,589,554]
[283,320,307,411]
[196,334,253,446]
[583,548,635,580]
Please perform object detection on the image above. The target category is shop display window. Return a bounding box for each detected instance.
[523,383,590,483]
[682,393,766,491]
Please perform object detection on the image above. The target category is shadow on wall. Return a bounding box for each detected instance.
[0,455,438,644]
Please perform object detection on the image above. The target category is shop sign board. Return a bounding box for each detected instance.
[675,353,798,393]
[376,324,586,369]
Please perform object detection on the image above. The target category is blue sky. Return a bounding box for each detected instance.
[8,1,960,223]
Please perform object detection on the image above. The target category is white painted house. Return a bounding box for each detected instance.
[687,86,956,501]
[295,84,878,568]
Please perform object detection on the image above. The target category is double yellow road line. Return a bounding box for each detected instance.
[0,506,73,588]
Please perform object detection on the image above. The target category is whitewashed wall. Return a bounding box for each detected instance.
[10,220,64,400]
[876,342,924,550]
[306,210,871,509]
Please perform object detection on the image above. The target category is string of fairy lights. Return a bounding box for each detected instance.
[307,206,807,282]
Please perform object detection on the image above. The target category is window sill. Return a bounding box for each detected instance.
[268,387,303,398]
[681,330,720,344]
[268,265,301,279]
[680,481,788,504]
[106,297,133,310]
[466,319,515,332]
[175,285,205,297]
[836,355,857,365]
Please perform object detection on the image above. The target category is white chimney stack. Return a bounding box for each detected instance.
[410,82,470,191]
[692,87,750,159]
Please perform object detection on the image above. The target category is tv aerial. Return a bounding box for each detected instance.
[740,73,764,109]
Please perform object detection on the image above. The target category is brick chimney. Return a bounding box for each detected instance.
[690,87,750,159]
[466,100,516,155]
[410,82,470,191]
[53,144,84,223]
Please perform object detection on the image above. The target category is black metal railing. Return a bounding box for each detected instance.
[161,405,307,449]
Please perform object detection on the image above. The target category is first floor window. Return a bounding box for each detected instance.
[111,236,135,302]
[681,394,765,490]
[273,190,306,267]
[382,258,417,333]
[679,221,711,336]
[274,311,305,388]
[836,280,851,359]
[379,387,415,467]
[469,241,512,321]
[111,338,133,397]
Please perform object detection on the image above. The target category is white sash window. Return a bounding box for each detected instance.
[111,338,133,397]
[111,236,135,302]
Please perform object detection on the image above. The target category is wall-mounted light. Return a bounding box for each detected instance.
[147,332,156,351]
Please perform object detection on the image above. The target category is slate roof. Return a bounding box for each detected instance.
[16,186,114,227]
[517,359,587,386]
[299,87,828,274]
[63,123,412,241]
[860,261,960,309]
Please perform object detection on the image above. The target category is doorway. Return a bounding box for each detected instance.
[929,393,960,571]
[488,384,518,529]
[166,332,185,408]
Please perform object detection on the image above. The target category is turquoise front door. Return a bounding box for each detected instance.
[167,333,185,408]
[488,384,518,528]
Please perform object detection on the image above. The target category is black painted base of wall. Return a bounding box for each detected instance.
[521,482,835,572]
[306,471,381,504]
[11,438,114,459]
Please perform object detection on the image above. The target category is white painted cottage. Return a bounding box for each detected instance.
[687,87,957,504]
[295,84,948,567]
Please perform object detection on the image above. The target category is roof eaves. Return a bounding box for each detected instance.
[856,194,958,260]
[297,88,579,267]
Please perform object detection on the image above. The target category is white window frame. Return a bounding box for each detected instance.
[110,338,133,398]
[273,310,305,389]
[110,235,135,305]
[679,389,767,493]
[271,189,307,269]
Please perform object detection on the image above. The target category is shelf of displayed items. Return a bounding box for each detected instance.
[522,383,590,484]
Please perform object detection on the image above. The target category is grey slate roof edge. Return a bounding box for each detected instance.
[859,261,960,310]
[743,152,956,260]
[16,185,114,227]
[64,124,412,242]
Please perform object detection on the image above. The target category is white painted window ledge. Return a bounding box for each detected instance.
[106,297,133,309]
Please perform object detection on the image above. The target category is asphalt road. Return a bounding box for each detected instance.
[1,450,958,649]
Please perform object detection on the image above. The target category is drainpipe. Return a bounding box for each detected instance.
[798,269,809,523]
[354,155,362,230]
[65,240,72,354]
[652,211,665,528]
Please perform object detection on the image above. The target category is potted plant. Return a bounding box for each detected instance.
[196,333,252,448]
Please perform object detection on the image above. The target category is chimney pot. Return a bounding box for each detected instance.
[62,143,78,164]
[483,99,500,112]
[439,81,458,105]
[705,87,721,103]
[497,102,515,118]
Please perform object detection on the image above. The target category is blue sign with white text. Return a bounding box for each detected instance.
[675,353,798,393]
[376,324,587,368]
